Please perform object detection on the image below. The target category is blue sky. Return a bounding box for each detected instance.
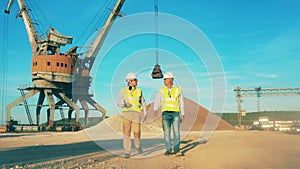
[1,0,300,125]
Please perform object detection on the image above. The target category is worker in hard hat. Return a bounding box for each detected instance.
[154,72,185,155]
[117,72,147,158]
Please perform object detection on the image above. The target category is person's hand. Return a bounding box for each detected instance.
[125,102,132,108]
[154,110,159,117]
[142,116,146,123]
[146,104,153,111]
[180,115,185,123]
[142,112,147,123]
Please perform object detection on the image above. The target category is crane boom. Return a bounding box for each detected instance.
[15,0,39,55]
[4,0,14,14]
[84,0,125,71]
[6,0,73,57]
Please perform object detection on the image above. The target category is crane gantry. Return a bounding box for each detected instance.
[234,86,300,127]
[4,0,125,131]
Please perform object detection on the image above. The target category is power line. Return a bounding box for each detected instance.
[27,0,51,40]
[1,14,9,126]
[75,0,116,46]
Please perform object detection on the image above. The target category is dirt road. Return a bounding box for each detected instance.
[1,129,300,169]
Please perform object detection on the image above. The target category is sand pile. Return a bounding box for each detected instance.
[144,97,234,131]
[98,113,161,135]
[94,97,234,134]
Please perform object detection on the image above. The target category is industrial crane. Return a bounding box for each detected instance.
[234,86,300,127]
[4,0,125,131]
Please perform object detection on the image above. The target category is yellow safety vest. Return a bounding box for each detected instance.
[160,86,181,112]
[121,87,143,112]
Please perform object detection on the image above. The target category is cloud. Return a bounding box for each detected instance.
[225,75,245,80]
[194,71,226,78]
[95,81,122,88]
[252,73,278,79]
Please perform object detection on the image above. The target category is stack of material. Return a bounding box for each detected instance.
[0,126,7,133]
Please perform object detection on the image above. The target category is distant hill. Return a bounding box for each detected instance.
[214,111,300,126]
[38,110,300,131]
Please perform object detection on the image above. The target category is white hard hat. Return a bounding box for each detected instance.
[163,72,174,79]
[126,72,137,82]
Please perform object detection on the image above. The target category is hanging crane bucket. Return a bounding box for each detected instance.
[151,64,163,79]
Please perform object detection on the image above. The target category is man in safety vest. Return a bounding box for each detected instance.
[117,72,147,158]
[154,72,185,155]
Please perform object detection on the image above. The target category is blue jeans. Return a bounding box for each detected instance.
[162,111,180,152]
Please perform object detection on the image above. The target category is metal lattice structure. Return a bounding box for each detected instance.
[4,0,125,131]
[233,87,300,127]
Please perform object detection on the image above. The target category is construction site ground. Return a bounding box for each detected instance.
[1,98,300,169]
[1,129,300,169]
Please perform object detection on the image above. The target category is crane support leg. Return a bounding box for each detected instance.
[44,89,55,130]
[36,91,45,126]
[6,89,39,129]
[79,99,89,127]
[237,98,242,127]
[68,97,78,120]
[86,97,106,119]
[46,99,65,118]
[55,99,66,119]
[57,91,80,126]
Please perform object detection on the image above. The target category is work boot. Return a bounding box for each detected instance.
[164,151,173,156]
[124,153,130,158]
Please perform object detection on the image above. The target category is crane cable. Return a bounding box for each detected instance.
[154,0,159,65]
[27,0,52,40]
[151,0,163,79]
[75,0,117,49]
[1,14,9,125]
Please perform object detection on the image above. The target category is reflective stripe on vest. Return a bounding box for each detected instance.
[160,86,181,112]
[121,87,143,112]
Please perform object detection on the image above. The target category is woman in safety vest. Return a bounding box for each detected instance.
[117,72,147,158]
[154,72,185,155]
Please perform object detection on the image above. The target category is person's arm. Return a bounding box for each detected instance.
[153,91,161,117]
[180,88,185,122]
[141,95,147,116]
[180,90,185,116]
[117,90,124,108]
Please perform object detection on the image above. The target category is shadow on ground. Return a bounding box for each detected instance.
[0,141,104,167]
[0,135,206,167]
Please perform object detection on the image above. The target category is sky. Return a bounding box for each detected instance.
[1,0,300,125]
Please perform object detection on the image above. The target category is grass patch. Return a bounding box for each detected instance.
[214,111,300,126]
